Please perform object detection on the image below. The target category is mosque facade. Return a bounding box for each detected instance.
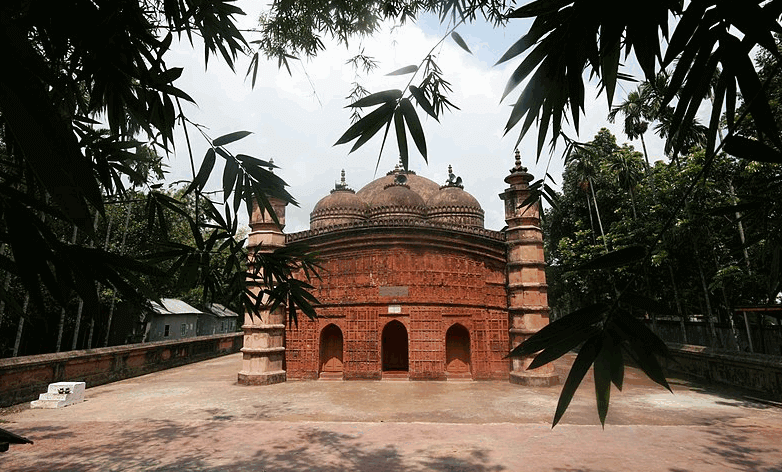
[238,152,558,386]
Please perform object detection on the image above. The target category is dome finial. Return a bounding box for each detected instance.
[268,158,275,172]
[510,149,527,173]
[333,169,353,192]
[444,164,463,188]
[395,155,406,172]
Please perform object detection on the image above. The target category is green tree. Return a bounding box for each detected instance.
[0,1,321,358]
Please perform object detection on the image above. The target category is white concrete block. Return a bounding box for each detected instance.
[30,382,86,409]
[30,399,66,409]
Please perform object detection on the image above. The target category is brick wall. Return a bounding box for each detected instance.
[286,225,509,380]
[665,343,782,399]
[0,333,242,407]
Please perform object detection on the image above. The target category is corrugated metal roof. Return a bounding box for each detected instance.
[149,298,203,315]
[205,303,240,318]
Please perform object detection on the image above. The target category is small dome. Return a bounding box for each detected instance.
[427,165,484,227]
[310,171,367,229]
[312,188,364,213]
[428,186,482,210]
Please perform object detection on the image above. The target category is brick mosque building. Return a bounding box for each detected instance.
[238,152,557,386]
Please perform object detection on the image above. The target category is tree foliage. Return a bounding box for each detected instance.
[0,0,322,358]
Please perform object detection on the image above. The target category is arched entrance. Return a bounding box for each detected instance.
[319,324,343,379]
[382,320,408,372]
[445,324,471,378]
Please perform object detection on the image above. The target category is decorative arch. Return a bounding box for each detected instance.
[319,324,343,376]
[381,320,409,372]
[445,323,471,377]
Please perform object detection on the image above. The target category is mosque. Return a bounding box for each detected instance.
[238,152,557,386]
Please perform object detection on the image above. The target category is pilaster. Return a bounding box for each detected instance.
[499,150,559,386]
[238,197,288,385]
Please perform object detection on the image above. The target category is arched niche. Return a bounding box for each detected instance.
[319,324,344,376]
[381,320,409,372]
[445,323,471,377]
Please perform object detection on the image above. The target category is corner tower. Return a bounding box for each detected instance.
[238,193,288,385]
[499,150,558,386]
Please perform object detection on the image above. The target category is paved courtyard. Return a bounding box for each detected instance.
[1,353,781,471]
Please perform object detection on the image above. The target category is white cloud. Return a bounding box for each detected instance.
[163,4,669,234]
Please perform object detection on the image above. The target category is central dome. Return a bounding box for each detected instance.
[356,169,441,204]
[310,164,484,229]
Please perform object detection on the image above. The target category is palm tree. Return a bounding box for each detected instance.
[567,148,609,251]
[609,149,644,220]
[608,90,652,168]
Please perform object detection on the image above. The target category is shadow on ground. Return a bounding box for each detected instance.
[9,421,509,472]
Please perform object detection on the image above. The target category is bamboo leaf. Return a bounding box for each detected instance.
[408,85,438,121]
[399,98,427,161]
[509,303,608,358]
[593,335,613,427]
[348,89,402,108]
[451,32,472,54]
[621,338,672,392]
[213,130,252,146]
[222,157,239,203]
[723,136,782,164]
[611,310,669,357]
[335,102,395,145]
[528,323,601,370]
[386,65,418,76]
[185,148,216,195]
[349,114,390,154]
[394,107,408,170]
[553,336,600,427]
[507,0,572,18]
[501,38,551,102]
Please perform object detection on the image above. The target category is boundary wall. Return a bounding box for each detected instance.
[0,333,242,408]
[666,343,782,399]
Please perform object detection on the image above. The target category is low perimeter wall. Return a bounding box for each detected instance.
[0,333,243,408]
[666,343,782,400]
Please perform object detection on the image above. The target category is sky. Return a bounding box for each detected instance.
[164,2,668,233]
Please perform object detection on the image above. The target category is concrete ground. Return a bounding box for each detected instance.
[0,353,781,472]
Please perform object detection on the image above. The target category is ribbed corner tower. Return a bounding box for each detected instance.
[499,150,559,386]
[237,195,288,385]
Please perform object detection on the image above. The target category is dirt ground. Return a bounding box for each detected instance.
[1,353,781,471]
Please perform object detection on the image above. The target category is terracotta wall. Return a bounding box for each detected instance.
[285,232,509,380]
[665,343,782,399]
[0,333,242,407]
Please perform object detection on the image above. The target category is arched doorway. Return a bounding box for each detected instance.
[382,320,408,372]
[445,324,471,378]
[319,324,343,378]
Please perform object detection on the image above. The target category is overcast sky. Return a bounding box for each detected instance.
[164,2,667,233]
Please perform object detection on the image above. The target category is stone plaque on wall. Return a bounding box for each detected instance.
[379,286,409,297]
